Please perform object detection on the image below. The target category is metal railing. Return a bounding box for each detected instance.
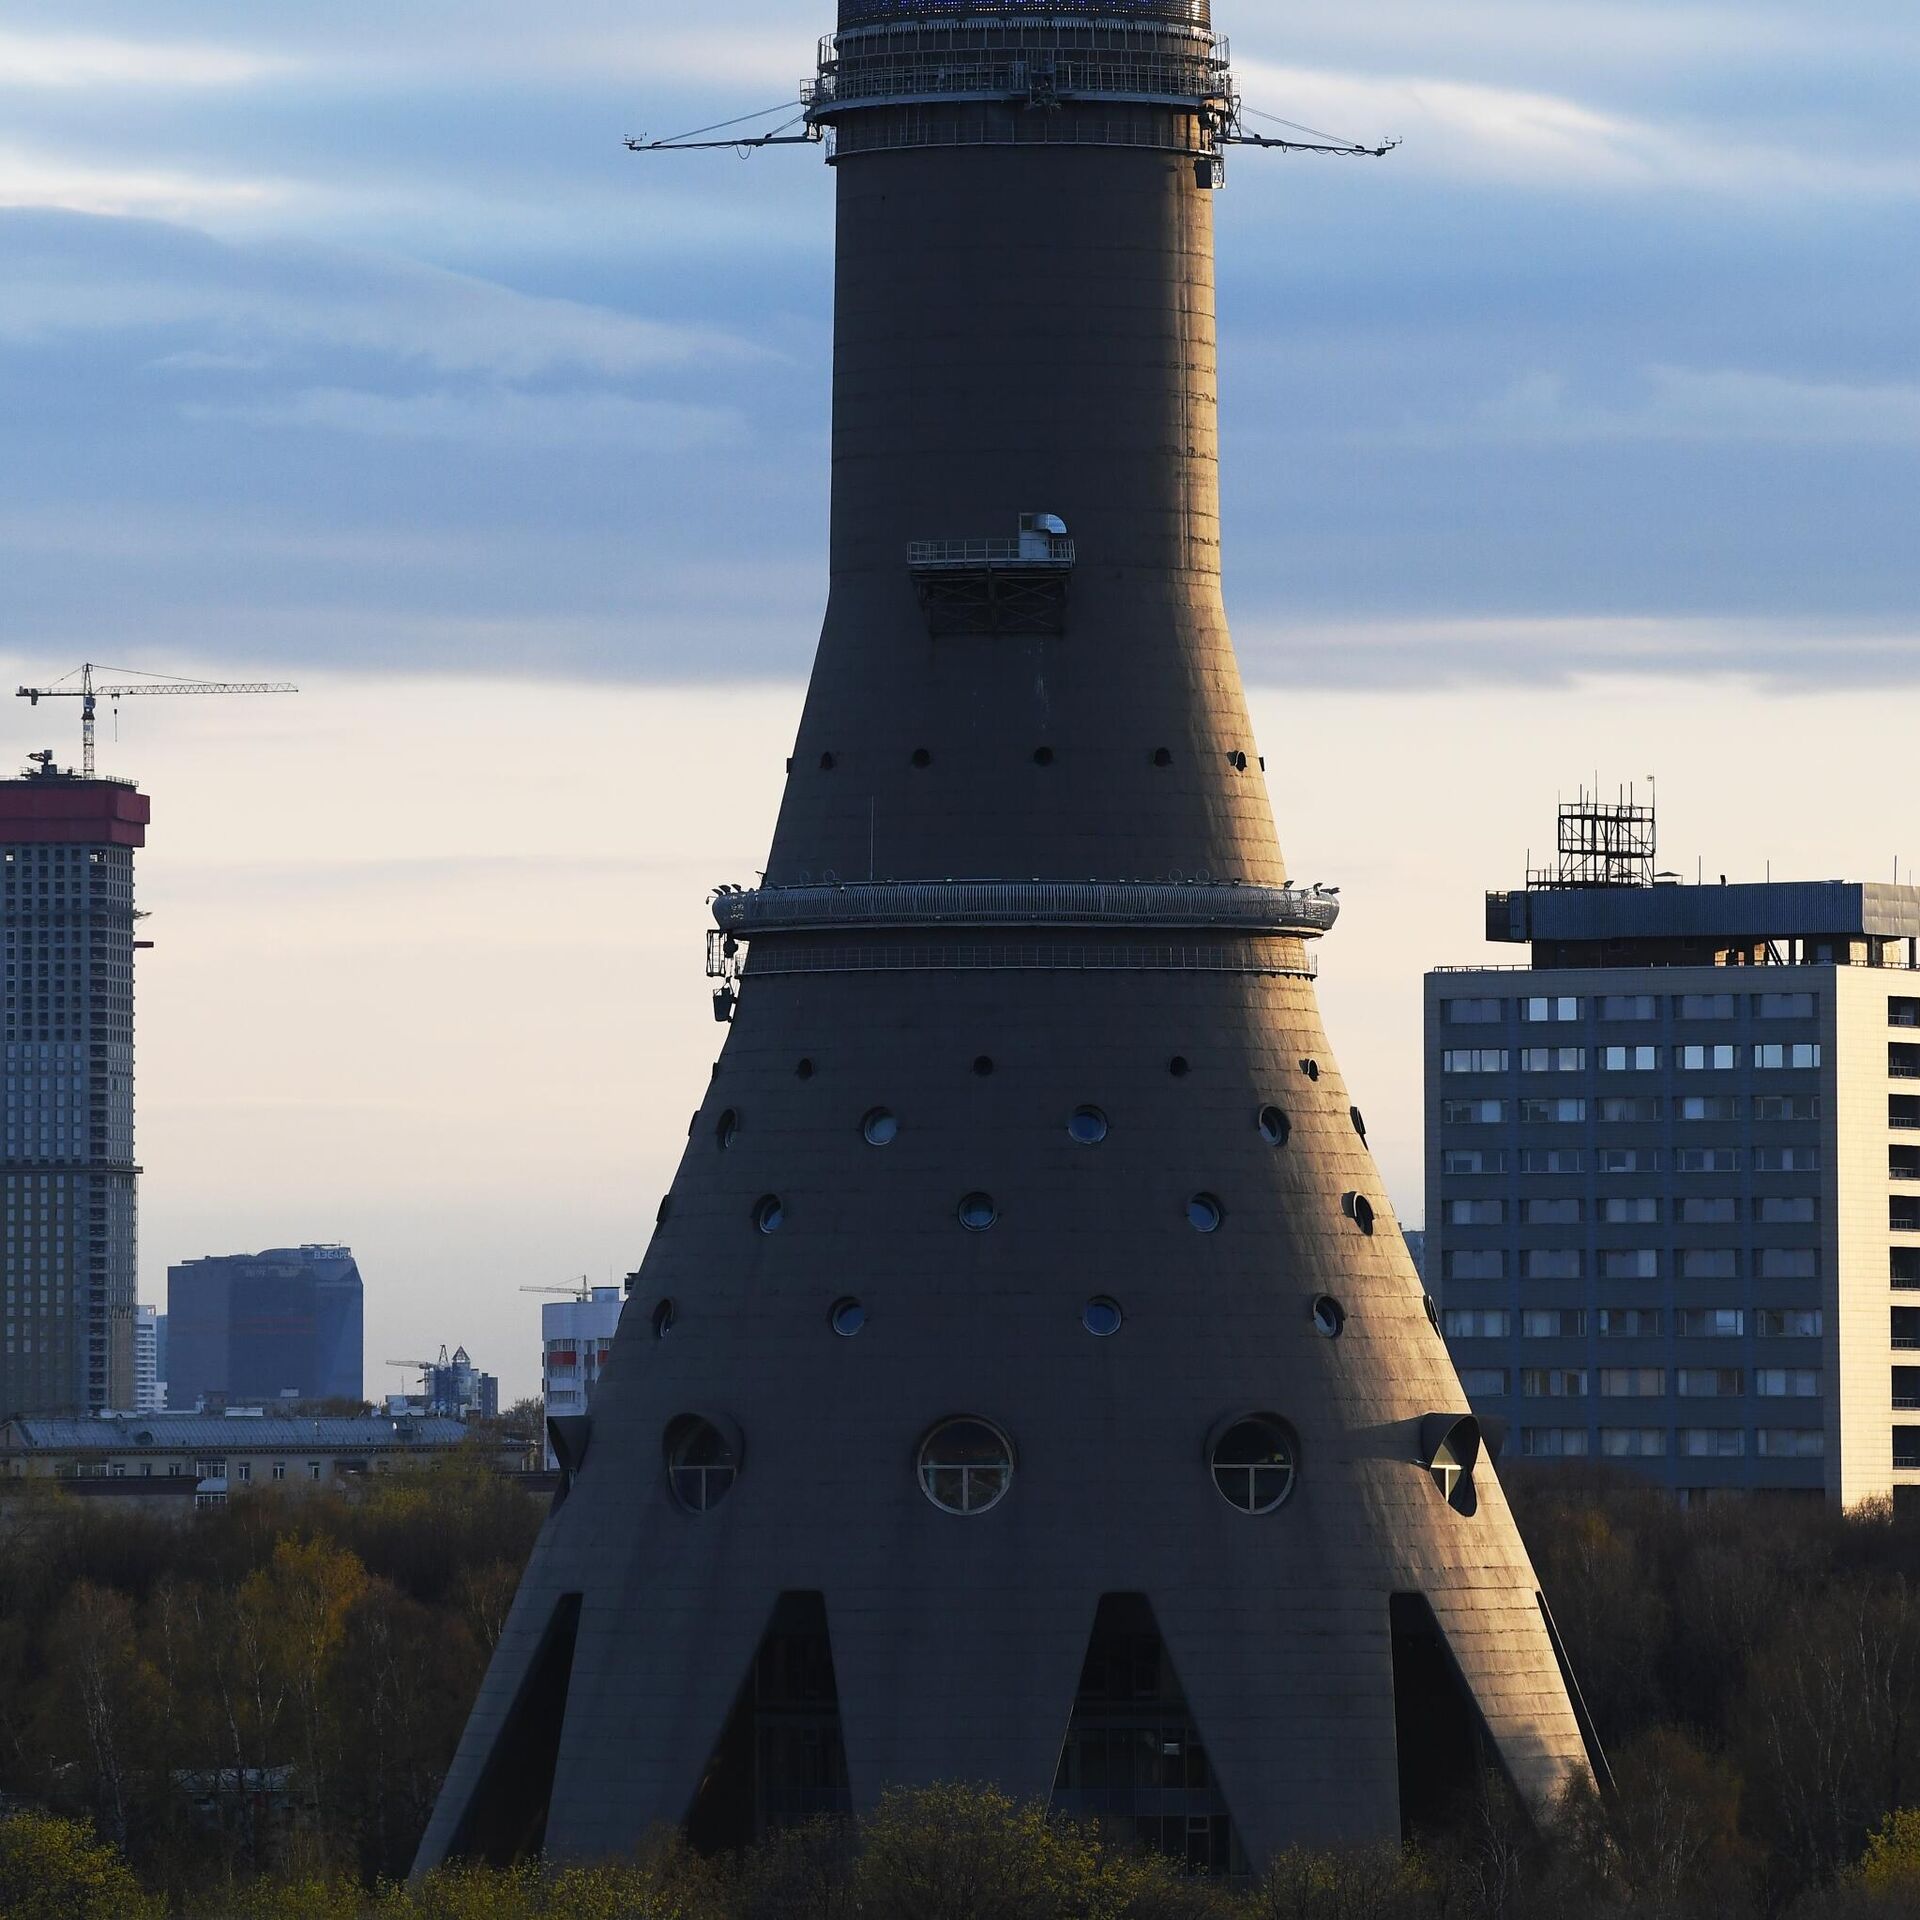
[908,535,1074,569]
[711,879,1338,936]
[808,45,1228,114]
[741,941,1314,980]
[835,1,1211,25]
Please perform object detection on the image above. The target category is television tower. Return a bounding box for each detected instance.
[419,0,1594,1873]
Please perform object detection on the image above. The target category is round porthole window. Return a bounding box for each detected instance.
[795,1058,815,1081]
[1210,1416,1297,1514]
[972,1055,995,1077]
[862,1107,899,1146]
[1083,1296,1123,1337]
[1258,1105,1290,1147]
[1344,1192,1377,1236]
[1312,1295,1345,1339]
[715,1108,739,1150]
[911,747,932,768]
[958,1192,998,1231]
[665,1416,739,1513]
[1168,1055,1191,1078]
[1068,1106,1109,1145]
[753,1194,785,1234]
[1187,1193,1223,1233]
[652,1297,676,1339]
[918,1417,1013,1515]
[1299,1058,1320,1082]
[1152,747,1173,767]
[830,1297,867,1337]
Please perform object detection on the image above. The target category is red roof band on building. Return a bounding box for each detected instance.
[0,778,150,847]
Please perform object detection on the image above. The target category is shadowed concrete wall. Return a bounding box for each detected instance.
[418,0,1590,1872]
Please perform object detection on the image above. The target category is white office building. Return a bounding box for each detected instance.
[541,1286,623,1467]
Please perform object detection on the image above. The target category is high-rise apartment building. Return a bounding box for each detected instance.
[1426,796,1920,1507]
[540,1285,622,1466]
[132,1302,162,1411]
[167,1244,364,1408]
[0,763,148,1415]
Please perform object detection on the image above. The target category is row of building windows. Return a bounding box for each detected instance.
[1521,1428,1824,1459]
[1463,1367,1820,1397]
[1447,1248,1819,1281]
[1441,1147,1817,1174]
[1446,1195,1817,1224]
[1446,993,1817,1025]
[1445,1096,1818,1125]
[1442,1044,1823,1074]
[1446,1307,1822,1339]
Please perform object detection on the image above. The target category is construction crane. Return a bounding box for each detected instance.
[15,662,299,778]
[520,1277,594,1300]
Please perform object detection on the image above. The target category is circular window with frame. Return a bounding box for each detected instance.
[665,1416,739,1513]
[1210,1415,1298,1514]
[917,1417,1014,1516]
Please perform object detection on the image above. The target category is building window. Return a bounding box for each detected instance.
[754,1194,786,1233]
[1521,1428,1588,1457]
[1443,1100,1506,1125]
[1600,1428,1666,1457]
[958,1193,998,1231]
[1598,1308,1662,1338]
[1600,995,1658,1021]
[862,1108,900,1146]
[1083,1297,1123,1337]
[1523,996,1581,1023]
[270,1462,287,1481]
[1755,1368,1821,1398]
[1678,1096,1742,1122]
[1446,1250,1505,1281]
[1679,993,1736,1019]
[1756,1429,1824,1458]
[1444,998,1505,1024]
[1753,1042,1822,1069]
[1443,1149,1507,1175]
[1520,1368,1586,1398]
[308,1462,321,1480]
[1522,1308,1586,1338]
[1755,1146,1819,1172]
[1756,993,1816,1019]
[1674,1148,1740,1173]
[1443,1308,1510,1338]
[1523,1249,1582,1281]
[1442,1049,1509,1074]
[1754,1095,1819,1121]
[236,1462,251,1483]
[1448,1198,1506,1225]
[1680,1428,1747,1457]
[1208,1416,1297,1514]
[1600,1096,1662,1122]
[1757,1249,1817,1280]
[1681,1249,1739,1280]
[1603,1046,1660,1072]
[1187,1194,1224,1233]
[1460,1368,1510,1396]
[1675,1308,1744,1338]
[1679,1196,1739,1224]
[667,1416,741,1512]
[1597,1149,1654,1173]
[1679,1045,1738,1071]
[1067,1107,1108,1146]
[1602,1249,1659,1279]
[1520,1197,1582,1224]
[1755,1309,1822,1338]
[916,1418,1015,1515]
[1520,1097,1585,1124]
[831,1298,868,1337]
[1520,1144,1582,1175]
[1676,1368,1744,1397]
[1519,1047,1584,1072]
[1600,1368,1666,1397]
[1601,1196,1659,1224]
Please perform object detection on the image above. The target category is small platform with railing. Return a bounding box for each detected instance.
[907,513,1075,635]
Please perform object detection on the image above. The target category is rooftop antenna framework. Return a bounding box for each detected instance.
[1529,783,1658,891]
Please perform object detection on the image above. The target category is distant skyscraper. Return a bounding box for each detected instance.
[423,1345,497,1420]
[167,1245,364,1407]
[132,1303,162,1412]
[0,760,148,1415]
[1427,792,1920,1505]
[540,1286,622,1466]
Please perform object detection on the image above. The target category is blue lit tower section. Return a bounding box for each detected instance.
[418,0,1597,1875]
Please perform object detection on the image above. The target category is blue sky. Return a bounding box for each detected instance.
[1,3,1915,1392]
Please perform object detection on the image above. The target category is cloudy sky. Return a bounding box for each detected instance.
[2,2,1915,1398]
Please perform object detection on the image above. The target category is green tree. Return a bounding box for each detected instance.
[0,1809,164,1920]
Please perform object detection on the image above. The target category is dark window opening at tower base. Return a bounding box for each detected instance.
[444,1591,581,1866]
[1052,1593,1247,1879]
[685,1591,852,1853]
[1389,1592,1517,1843]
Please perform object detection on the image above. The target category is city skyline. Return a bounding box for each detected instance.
[3,1,1916,1402]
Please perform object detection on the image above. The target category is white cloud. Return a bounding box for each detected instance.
[1234,59,1920,200]
[0,224,765,377]
[185,384,745,451]
[1480,367,1920,448]
[0,30,288,90]
[0,147,280,220]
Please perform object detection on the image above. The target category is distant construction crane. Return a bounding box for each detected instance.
[16,662,299,777]
[520,1276,594,1300]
